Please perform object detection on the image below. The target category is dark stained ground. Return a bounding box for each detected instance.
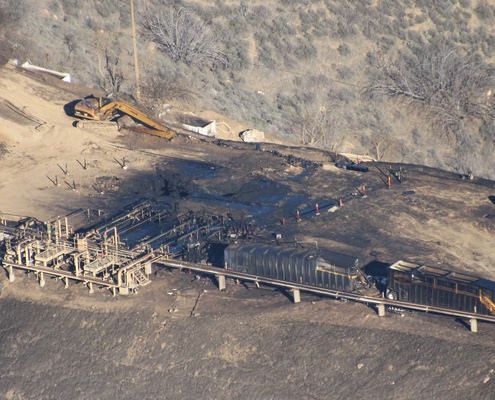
[101,133,495,279]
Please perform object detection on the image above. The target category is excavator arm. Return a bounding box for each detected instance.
[73,96,176,140]
[99,101,176,140]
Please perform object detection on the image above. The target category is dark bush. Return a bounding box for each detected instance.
[475,0,494,20]
[144,6,226,68]
[0,142,8,159]
[367,42,495,139]
[60,0,80,17]
[337,43,351,56]
[336,66,354,80]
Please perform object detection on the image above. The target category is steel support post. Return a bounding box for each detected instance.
[378,303,386,317]
[74,255,80,277]
[17,245,22,264]
[292,288,301,304]
[470,318,478,333]
[218,274,226,291]
[39,272,45,288]
[8,265,14,283]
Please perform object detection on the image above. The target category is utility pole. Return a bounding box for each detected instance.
[130,0,141,102]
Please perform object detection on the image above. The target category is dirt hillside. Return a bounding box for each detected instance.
[2,0,495,178]
[0,65,495,399]
[2,271,495,400]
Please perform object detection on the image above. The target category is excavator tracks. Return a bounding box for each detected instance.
[74,119,119,131]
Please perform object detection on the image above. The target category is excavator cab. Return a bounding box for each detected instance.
[74,95,112,118]
[98,96,113,108]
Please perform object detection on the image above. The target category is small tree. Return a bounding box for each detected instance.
[297,103,345,151]
[63,34,77,59]
[300,105,329,146]
[367,43,495,140]
[370,133,396,160]
[97,49,124,96]
[143,7,226,68]
[142,71,196,108]
[450,131,481,175]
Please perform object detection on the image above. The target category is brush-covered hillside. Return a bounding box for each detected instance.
[1,0,494,177]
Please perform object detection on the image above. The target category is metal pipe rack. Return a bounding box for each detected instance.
[1,201,493,333]
[156,258,495,325]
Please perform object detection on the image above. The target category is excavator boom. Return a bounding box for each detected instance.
[100,101,175,140]
[73,96,176,140]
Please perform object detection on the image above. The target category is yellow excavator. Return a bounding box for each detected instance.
[73,95,176,140]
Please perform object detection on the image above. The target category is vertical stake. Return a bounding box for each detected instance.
[296,209,301,222]
[470,318,478,333]
[39,272,46,288]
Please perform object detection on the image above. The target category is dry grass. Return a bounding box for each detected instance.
[1,0,495,177]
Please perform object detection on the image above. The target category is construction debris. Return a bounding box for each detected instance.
[240,129,265,143]
[20,60,71,83]
[180,114,216,137]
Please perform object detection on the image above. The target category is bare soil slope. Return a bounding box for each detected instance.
[2,271,495,400]
[3,0,495,178]
[0,66,495,399]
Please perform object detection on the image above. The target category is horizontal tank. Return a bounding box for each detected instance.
[386,260,495,316]
[224,243,360,292]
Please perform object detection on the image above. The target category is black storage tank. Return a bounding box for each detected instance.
[224,243,360,292]
[386,261,495,316]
